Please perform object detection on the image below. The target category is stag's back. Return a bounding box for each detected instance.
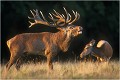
[97,40,113,58]
[7,35,19,50]
[6,33,48,54]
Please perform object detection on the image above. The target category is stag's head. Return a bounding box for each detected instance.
[28,7,83,37]
[80,39,95,58]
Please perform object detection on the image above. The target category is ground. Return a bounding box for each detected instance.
[1,60,119,79]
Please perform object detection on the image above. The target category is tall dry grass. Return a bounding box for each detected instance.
[1,60,119,79]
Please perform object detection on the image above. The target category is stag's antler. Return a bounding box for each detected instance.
[50,7,80,25]
[28,9,54,28]
[49,7,71,26]
[28,7,80,28]
[69,10,80,24]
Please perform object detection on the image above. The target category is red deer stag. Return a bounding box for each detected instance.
[6,7,83,71]
[80,39,113,62]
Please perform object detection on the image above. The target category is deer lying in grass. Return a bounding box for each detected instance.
[80,39,113,62]
[6,7,83,71]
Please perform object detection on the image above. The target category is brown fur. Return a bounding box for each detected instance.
[6,26,82,71]
[92,40,113,62]
[80,40,113,62]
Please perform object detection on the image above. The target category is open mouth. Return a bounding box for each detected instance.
[78,30,82,34]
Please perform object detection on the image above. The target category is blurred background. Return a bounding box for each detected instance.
[1,1,119,63]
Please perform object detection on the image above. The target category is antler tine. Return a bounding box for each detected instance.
[28,9,55,28]
[28,10,37,28]
[77,13,80,21]
[67,13,72,23]
[69,10,79,24]
[52,7,70,25]
[35,10,44,22]
[51,11,65,23]
[62,14,65,19]
[49,13,53,19]
[72,10,76,16]
[75,12,80,21]
[63,7,69,23]
[53,9,63,18]
[49,13,60,26]
[30,10,35,17]
[49,13,57,23]
[51,12,63,19]
[28,21,36,28]
[28,10,36,20]
[49,13,58,21]
[39,11,51,25]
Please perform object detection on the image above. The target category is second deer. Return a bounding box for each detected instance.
[80,39,113,62]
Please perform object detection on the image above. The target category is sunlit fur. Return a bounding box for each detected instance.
[80,39,95,58]
[80,47,92,58]
[6,25,82,71]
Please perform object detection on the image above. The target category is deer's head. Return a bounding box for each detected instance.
[80,39,95,58]
[28,7,83,37]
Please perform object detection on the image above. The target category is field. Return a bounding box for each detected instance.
[1,60,119,79]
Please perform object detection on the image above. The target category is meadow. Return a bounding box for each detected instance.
[1,60,119,79]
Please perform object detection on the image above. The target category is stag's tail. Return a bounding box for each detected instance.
[7,40,11,49]
[6,36,16,49]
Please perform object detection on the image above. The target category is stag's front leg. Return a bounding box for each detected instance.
[47,54,53,70]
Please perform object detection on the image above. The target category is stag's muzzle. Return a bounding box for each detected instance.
[78,26,83,34]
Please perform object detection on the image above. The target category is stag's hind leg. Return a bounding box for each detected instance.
[15,54,25,70]
[47,55,53,70]
[6,61,10,68]
[6,52,20,71]
[15,57,22,70]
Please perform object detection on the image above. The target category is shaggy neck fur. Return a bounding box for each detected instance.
[53,30,73,52]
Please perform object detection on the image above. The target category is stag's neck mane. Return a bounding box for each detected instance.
[52,30,73,52]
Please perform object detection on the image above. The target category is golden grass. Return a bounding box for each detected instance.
[1,61,120,79]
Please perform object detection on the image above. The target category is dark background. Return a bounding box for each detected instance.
[1,1,119,63]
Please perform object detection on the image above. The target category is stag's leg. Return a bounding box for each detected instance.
[15,56,23,70]
[3,52,19,78]
[47,54,53,70]
[15,53,26,70]
[3,61,10,78]
[6,52,20,71]
[6,61,9,68]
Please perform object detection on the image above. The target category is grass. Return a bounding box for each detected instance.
[1,60,120,79]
